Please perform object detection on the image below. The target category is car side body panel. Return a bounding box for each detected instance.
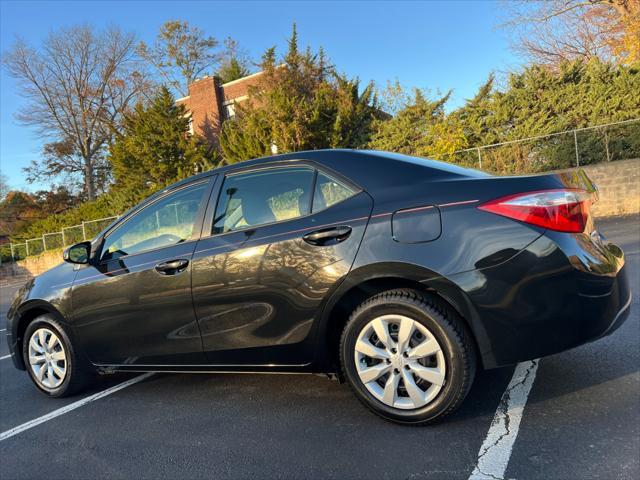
[6,262,78,370]
[66,177,217,366]
[70,240,206,366]
[449,230,629,368]
[190,172,374,366]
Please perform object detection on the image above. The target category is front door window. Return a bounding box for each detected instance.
[101,182,209,260]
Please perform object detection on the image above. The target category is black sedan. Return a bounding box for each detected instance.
[6,150,631,425]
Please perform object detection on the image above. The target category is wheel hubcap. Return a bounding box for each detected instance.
[354,314,446,410]
[28,328,67,389]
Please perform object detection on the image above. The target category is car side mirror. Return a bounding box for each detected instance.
[63,241,91,264]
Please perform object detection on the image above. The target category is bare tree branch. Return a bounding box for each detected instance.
[3,25,148,199]
[137,20,220,97]
[501,0,639,66]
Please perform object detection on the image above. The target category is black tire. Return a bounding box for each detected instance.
[22,314,94,397]
[340,289,476,425]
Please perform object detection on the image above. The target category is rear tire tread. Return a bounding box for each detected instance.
[339,288,477,425]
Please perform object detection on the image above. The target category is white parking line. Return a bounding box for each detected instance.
[0,328,6,332]
[0,354,11,360]
[469,359,539,480]
[0,372,154,442]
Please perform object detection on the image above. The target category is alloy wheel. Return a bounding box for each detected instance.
[354,314,446,409]
[28,328,67,389]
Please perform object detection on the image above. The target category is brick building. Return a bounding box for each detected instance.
[176,71,265,144]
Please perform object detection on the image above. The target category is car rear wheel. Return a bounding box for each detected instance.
[340,289,476,425]
[23,315,94,397]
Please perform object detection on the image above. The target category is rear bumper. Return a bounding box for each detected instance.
[598,289,632,339]
[453,231,631,369]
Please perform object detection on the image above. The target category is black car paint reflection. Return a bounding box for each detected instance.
[6,149,630,376]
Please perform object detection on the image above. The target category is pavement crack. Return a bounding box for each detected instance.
[471,359,539,480]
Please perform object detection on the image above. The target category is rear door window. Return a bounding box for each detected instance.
[213,167,315,234]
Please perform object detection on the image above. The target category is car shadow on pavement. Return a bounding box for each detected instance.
[120,364,516,427]
[444,366,515,424]
[526,336,639,406]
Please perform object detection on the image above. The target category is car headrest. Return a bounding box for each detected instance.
[241,192,276,226]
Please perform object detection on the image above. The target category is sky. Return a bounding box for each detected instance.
[0,0,521,192]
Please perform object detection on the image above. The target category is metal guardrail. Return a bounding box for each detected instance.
[1,118,638,263]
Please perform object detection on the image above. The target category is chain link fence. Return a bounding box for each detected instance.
[449,119,640,174]
[1,216,118,263]
[1,118,638,263]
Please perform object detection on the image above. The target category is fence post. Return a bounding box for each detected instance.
[10,243,14,262]
[61,228,66,246]
[81,222,87,241]
[25,241,29,257]
[573,130,580,167]
[42,235,47,251]
[477,147,482,169]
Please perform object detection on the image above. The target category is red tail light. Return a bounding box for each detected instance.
[478,189,594,233]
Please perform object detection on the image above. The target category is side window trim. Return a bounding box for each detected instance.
[97,177,215,262]
[200,174,223,240]
[309,169,319,216]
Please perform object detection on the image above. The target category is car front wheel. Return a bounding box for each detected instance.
[23,315,93,397]
[340,289,476,425]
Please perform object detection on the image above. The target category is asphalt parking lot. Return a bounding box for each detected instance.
[0,215,638,480]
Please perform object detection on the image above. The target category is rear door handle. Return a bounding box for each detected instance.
[303,226,352,246]
[155,259,189,275]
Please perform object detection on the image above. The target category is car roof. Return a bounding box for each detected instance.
[166,149,486,195]
[96,149,485,241]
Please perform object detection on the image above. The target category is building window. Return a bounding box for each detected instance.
[222,100,236,120]
[185,114,194,135]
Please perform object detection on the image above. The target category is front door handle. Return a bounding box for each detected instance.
[303,226,352,246]
[155,259,189,275]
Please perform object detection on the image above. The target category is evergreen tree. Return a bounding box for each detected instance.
[219,25,379,163]
[368,89,466,159]
[370,59,640,172]
[447,58,640,171]
[110,87,215,192]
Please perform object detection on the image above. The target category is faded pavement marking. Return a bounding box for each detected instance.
[469,359,539,480]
